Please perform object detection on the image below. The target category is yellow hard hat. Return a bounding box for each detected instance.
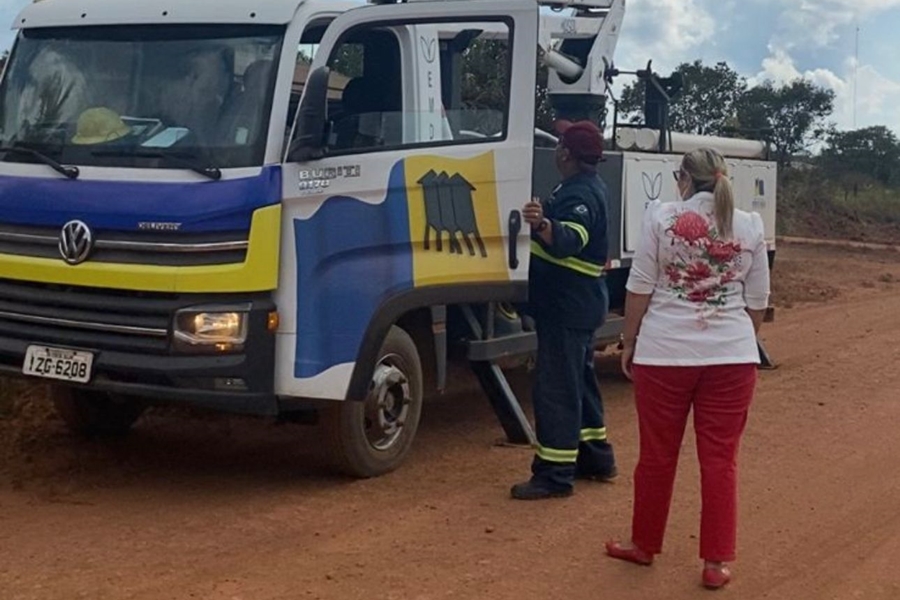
[71,107,132,145]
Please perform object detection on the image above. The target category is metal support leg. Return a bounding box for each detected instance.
[430,305,447,392]
[757,339,776,370]
[470,361,536,447]
[463,303,535,446]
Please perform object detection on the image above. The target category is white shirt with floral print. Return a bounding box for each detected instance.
[626,191,771,366]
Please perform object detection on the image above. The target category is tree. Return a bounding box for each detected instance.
[534,64,555,134]
[736,79,835,168]
[460,38,510,135]
[820,126,900,187]
[615,60,747,136]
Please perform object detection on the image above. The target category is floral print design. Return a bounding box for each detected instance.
[664,210,743,328]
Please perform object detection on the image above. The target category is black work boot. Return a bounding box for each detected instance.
[575,465,619,482]
[576,441,618,482]
[510,479,573,500]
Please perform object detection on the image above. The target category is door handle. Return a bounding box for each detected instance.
[508,210,521,270]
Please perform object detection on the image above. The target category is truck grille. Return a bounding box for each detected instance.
[0,222,247,266]
[0,279,176,353]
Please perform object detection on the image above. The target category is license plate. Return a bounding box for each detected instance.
[23,345,94,383]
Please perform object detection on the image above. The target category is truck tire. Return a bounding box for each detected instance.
[51,387,146,438]
[323,325,423,478]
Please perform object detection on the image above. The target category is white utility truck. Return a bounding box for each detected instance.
[0,0,776,476]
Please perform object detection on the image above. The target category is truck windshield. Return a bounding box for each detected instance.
[0,25,284,170]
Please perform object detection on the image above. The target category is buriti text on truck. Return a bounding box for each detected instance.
[0,0,777,477]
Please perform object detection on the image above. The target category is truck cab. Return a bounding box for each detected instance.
[0,0,548,476]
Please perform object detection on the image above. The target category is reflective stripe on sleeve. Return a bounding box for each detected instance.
[560,220,589,247]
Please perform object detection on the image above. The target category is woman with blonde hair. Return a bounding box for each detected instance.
[605,147,770,590]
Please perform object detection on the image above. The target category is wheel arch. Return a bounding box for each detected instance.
[345,282,527,401]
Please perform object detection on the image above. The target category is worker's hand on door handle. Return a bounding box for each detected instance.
[523,199,545,228]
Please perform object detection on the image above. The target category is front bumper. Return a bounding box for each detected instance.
[0,279,277,416]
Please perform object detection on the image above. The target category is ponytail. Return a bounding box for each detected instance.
[713,174,734,240]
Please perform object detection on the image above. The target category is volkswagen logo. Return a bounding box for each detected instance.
[58,220,94,265]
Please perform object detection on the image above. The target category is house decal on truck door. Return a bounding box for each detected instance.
[418,169,487,258]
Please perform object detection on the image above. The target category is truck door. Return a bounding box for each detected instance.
[621,152,681,257]
[729,159,778,251]
[276,0,539,399]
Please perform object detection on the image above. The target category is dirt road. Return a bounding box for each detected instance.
[2,240,900,600]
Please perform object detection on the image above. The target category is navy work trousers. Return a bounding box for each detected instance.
[530,321,617,491]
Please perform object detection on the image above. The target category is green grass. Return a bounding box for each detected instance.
[777,168,900,243]
[841,187,900,225]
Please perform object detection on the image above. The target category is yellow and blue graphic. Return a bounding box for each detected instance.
[0,167,282,292]
[293,151,510,378]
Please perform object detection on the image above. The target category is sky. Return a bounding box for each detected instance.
[611,0,900,135]
[0,0,897,135]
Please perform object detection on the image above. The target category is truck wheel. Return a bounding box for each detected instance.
[324,326,423,478]
[51,387,146,438]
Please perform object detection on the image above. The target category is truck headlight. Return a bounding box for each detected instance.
[174,305,250,351]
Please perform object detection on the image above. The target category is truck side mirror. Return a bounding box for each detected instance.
[288,66,331,162]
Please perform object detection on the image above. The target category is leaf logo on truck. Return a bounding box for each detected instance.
[417,170,487,258]
[419,36,437,64]
[58,220,94,266]
[642,172,663,201]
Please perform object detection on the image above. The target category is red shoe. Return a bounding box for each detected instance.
[702,566,732,590]
[604,541,653,566]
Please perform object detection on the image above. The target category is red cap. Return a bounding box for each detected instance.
[555,119,604,164]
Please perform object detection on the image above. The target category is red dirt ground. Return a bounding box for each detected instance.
[2,239,900,600]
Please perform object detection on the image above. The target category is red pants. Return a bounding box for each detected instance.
[630,363,757,562]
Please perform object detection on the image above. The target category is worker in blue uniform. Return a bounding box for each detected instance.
[512,119,617,500]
